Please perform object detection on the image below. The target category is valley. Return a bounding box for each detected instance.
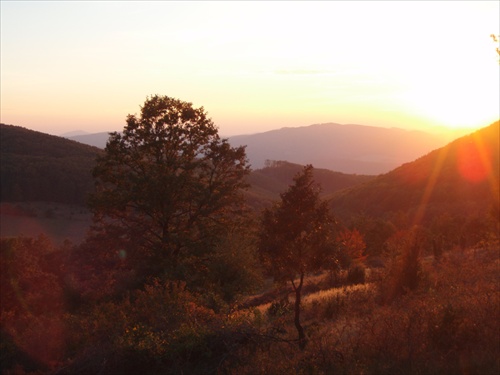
[1,119,498,375]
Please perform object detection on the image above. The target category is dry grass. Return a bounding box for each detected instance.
[302,283,373,305]
[228,244,500,375]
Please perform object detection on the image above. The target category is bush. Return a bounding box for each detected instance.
[267,299,291,318]
[347,262,366,285]
[382,228,424,303]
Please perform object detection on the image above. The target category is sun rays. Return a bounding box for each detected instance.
[411,147,450,227]
[411,122,499,227]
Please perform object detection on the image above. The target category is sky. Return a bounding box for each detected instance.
[1,1,499,137]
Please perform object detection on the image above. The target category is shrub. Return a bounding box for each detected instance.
[267,299,291,318]
[381,228,424,303]
[347,262,366,285]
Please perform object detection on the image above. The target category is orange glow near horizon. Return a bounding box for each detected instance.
[411,122,499,226]
[1,1,499,136]
[456,127,499,205]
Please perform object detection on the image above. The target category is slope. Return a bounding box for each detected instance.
[329,121,500,224]
[246,161,374,211]
[1,124,374,222]
[0,124,103,205]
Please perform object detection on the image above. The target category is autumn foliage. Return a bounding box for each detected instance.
[1,102,499,374]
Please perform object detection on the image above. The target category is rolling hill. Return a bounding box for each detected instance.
[0,124,103,205]
[329,121,500,224]
[245,160,374,211]
[4,121,497,239]
[3,124,373,209]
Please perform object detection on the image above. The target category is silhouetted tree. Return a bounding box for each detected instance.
[89,95,250,282]
[259,165,336,349]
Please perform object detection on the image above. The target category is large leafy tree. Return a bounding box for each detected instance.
[259,165,337,349]
[89,95,250,281]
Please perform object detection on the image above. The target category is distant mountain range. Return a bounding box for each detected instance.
[0,124,370,208]
[2,121,498,243]
[68,123,452,175]
[229,123,453,174]
[68,132,110,149]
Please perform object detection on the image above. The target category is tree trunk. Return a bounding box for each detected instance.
[292,272,306,350]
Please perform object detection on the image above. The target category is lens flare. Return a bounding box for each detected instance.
[456,136,493,184]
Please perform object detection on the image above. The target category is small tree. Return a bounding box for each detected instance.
[259,165,336,349]
[336,227,366,268]
[89,95,250,282]
[383,227,425,302]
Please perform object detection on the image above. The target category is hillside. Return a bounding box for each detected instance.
[6,122,496,222]
[2,124,499,375]
[246,160,374,211]
[330,121,500,223]
[0,124,102,205]
[3,124,375,209]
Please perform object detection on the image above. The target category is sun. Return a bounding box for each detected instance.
[401,59,499,133]
[379,1,500,134]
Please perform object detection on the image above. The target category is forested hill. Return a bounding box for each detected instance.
[246,161,374,210]
[330,121,500,223]
[0,124,102,205]
[0,124,374,210]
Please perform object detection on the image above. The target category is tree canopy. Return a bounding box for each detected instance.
[89,95,250,280]
[259,165,337,280]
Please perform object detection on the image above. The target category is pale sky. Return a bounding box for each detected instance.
[1,1,499,137]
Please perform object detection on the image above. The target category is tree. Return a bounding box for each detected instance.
[89,95,250,282]
[350,214,396,256]
[259,165,336,349]
[0,236,66,368]
[336,227,366,267]
[383,226,425,303]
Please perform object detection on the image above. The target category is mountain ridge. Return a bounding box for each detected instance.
[0,124,372,210]
[329,121,500,224]
[68,122,452,175]
[1,121,497,243]
[229,122,451,174]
